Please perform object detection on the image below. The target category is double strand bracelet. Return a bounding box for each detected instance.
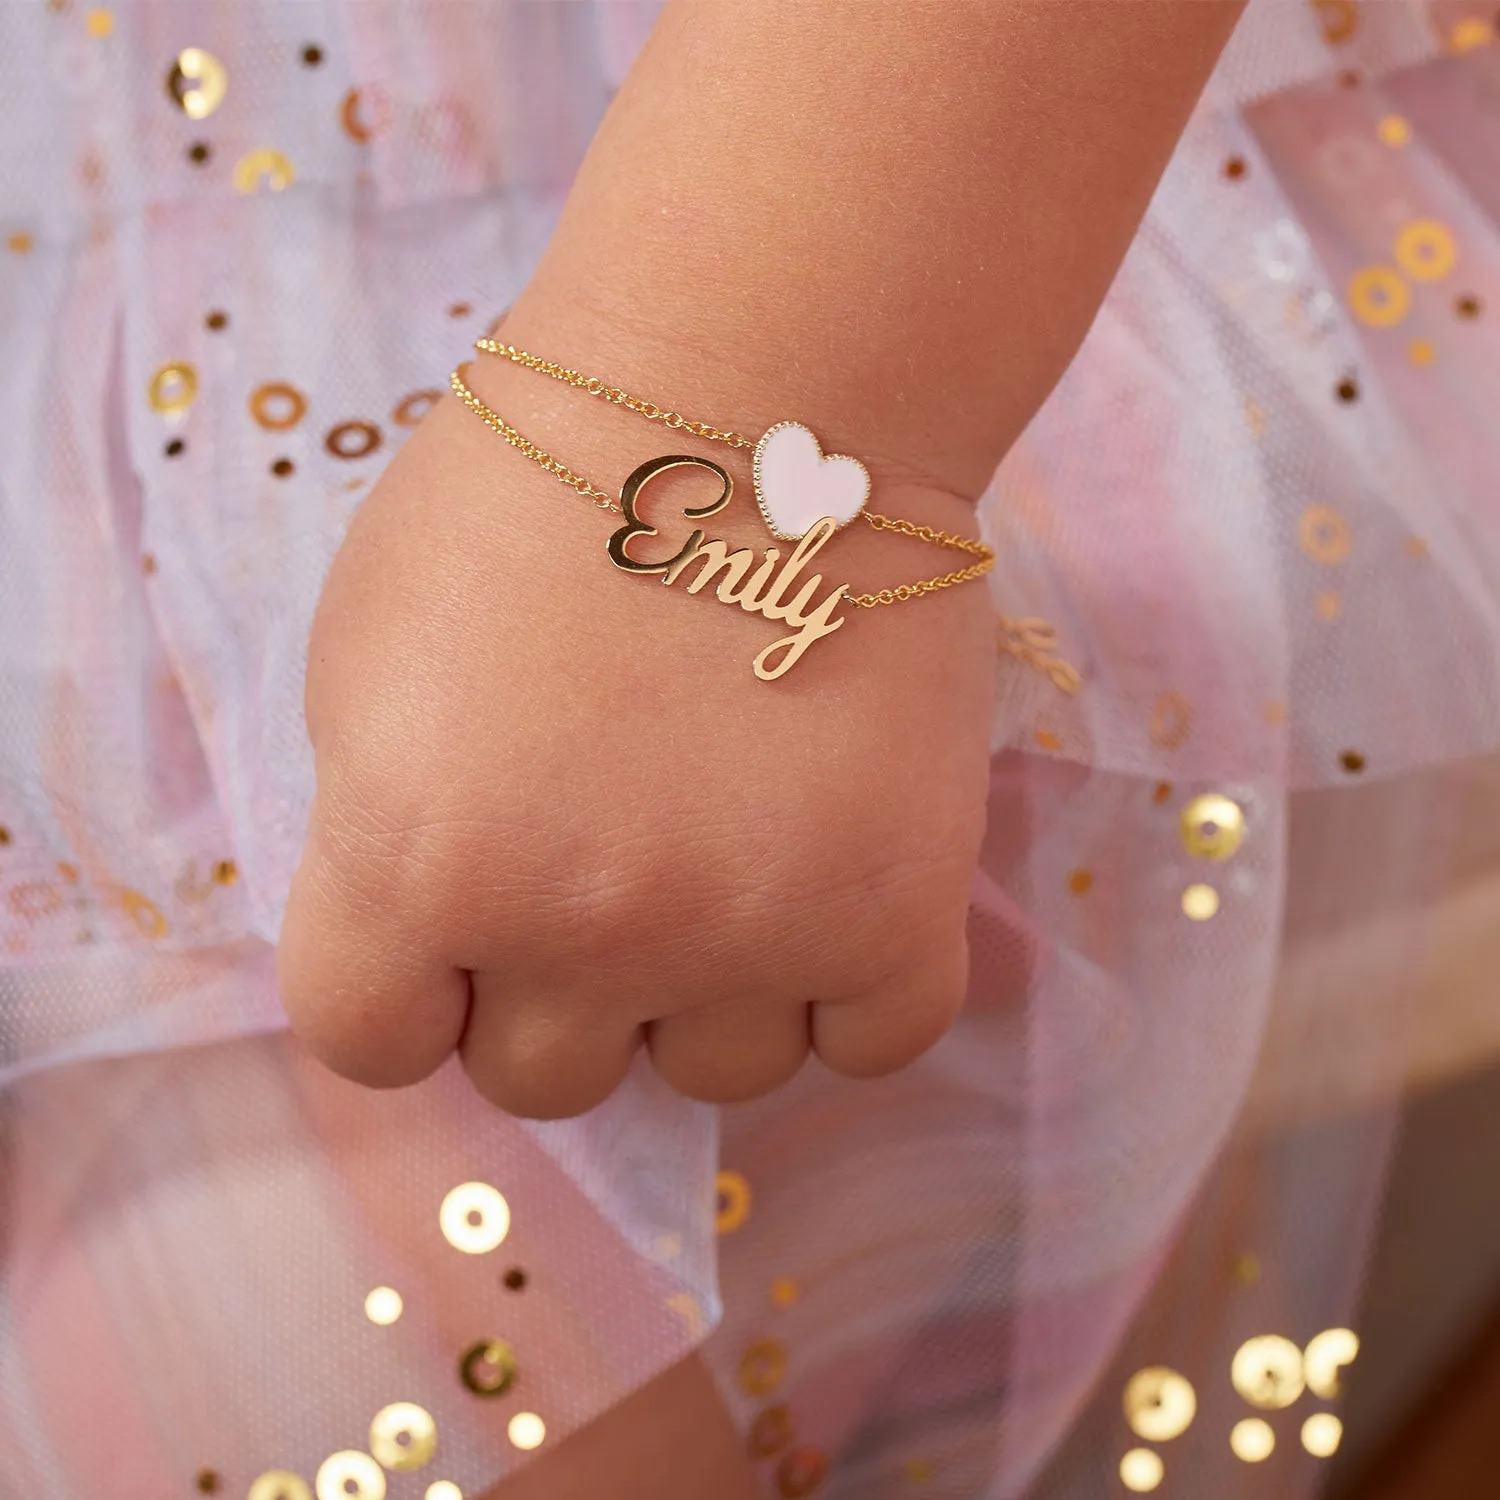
[450,339,995,681]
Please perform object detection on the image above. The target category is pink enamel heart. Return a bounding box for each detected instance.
[753,421,870,541]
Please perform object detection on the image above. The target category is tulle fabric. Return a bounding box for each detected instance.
[0,2,1497,1496]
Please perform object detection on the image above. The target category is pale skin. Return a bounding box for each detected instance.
[275,3,1245,1494]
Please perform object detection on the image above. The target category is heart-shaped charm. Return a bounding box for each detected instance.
[753,421,870,541]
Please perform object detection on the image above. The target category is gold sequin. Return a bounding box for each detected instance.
[85,7,113,37]
[507,1413,546,1452]
[771,1276,800,1307]
[425,1486,463,1500]
[902,1458,934,1483]
[1180,795,1246,862]
[1034,728,1063,752]
[1301,1412,1343,1457]
[1066,868,1093,897]
[1119,1449,1164,1494]
[1123,1368,1197,1442]
[440,1181,511,1253]
[1347,265,1411,328]
[1314,0,1358,44]
[196,1472,221,1494]
[1230,1418,1275,1463]
[449,302,473,319]
[233,148,296,195]
[1377,114,1411,148]
[149,362,198,415]
[1408,338,1437,367]
[315,1452,385,1500]
[271,457,295,478]
[116,887,168,939]
[1181,884,1220,921]
[1265,700,1287,727]
[1232,1334,1305,1409]
[775,1449,827,1499]
[340,86,392,143]
[1450,16,1494,50]
[716,1169,752,1234]
[393,390,443,428]
[458,1339,517,1397]
[1316,591,1342,622]
[369,1402,436,1472]
[1304,1327,1359,1397]
[212,859,238,885]
[0,825,11,846]
[249,382,306,431]
[1148,691,1191,750]
[739,1339,788,1397]
[1340,749,1366,774]
[1223,156,1248,181]
[167,48,228,120]
[325,421,382,460]
[1335,375,1360,403]
[1151,781,1172,806]
[666,1291,705,1337]
[205,309,228,331]
[364,1286,403,1325]
[1395,219,1457,283]
[1235,1253,1262,1284]
[6,231,33,255]
[749,1405,794,1459]
[503,1266,527,1291]
[1298,505,1352,565]
[248,1474,312,1500]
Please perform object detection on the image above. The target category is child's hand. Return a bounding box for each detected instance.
[276,364,996,1119]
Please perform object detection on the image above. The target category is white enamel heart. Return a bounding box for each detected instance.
[752,421,870,541]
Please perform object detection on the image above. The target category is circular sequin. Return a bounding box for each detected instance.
[165,437,185,458]
[1302,1413,1343,1457]
[302,43,325,67]
[1232,1334,1306,1409]
[248,1474,312,1500]
[770,1276,800,1307]
[315,1452,385,1500]
[1335,375,1360,403]
[738,1339,787,1397]
[1230,1418,1275,1463]
[749,1405,794,1459]
[1377,114,1411,148]
[393,390,443,428]
[503,1267,527,1291]
[426,1486,462,1500]
[1314,0,1357,43]
[166,48,228,120]
[0,825,12,846]
[187,141,212,166]
[234,148,296,195]
[1298,505,1352,564]
[458,1339,517,1396]
[1304,1327,1360,1397]
[1151,781,1172,806]
[7,231,34,255]
[325,421,382,460]
[1123,1367,1197,1442]
[440,1181,510,1253]
[369,1402,437,1472]
[205,309,228,331]
[1409,338,1437,367]
[1347,265,1411,328]
[1235,1253,1262,1283]
[1066,868,1093,897]
[340,86,392,143]
[1223,156,1247,181]
[1181,884,1220,921]
[507,1413,546,1451]
[1450,17,1494,50]
[364,1286,403,1325]
[775,1450,827,1499]
[149,362,198,415]
[117,887,168,939]
[1340,749,1367,774]
[196,1472,221,1494]
[86,7,113,38]
[1457,293,1483,320]
[1395,219,1457,282]
[249,382,307,431]
[1119,1449,1164,1493]
[1316,591,1342,622]
[715,1169,751,1234]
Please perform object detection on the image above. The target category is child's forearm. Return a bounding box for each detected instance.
[505,0,1246,500]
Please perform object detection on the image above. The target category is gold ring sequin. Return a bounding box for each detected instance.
[149,362,198,415]
[738,1339,787,1397]
[1450,17,1494,51]
[507,1413,546,1451]
[166,47,227,119]
[339,85,392,143]
[364,1286,403,1325]
[1347,265,1411,328]
[116,887,168,939]
[369,1402,437,1472]
[1298,505,1352,565]
[1231,1334,1305,1409]
[249,382,307,431]
[1179,794,1245,862]
[440,1181,510,1253]
[749,1405,795,1459]
[1304,1327,1359,1398]
[1314,0,1358,44]
[1123,1367,1197,1442]
[325,421,382,460]
[715,1169,751,1233]
[1148,691,1191,750]
[1119,1449,1165,1494]
[775,1449,827,1499]
[393,390,444,428]
[458,1338,517,1396]
[1230,1418,1275,1463]
[1394,219,1457,283]
[315,1452,385,1500]
[234,148,296,195]
[248,1473,313,1500]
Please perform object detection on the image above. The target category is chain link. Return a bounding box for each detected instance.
[457,344,997,607]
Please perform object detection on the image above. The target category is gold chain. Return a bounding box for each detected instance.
[455,343,995,609]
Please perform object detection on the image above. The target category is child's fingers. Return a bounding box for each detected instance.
[646,997,809,1103]
[811,941,970,1079]
[277,817,470,1088]
[459,978,642,1119]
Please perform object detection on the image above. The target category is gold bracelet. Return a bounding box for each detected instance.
[450,341,995,682]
